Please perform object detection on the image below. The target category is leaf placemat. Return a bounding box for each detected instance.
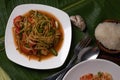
[0,0,120,80]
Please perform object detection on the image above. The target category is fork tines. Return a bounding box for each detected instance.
[75,36,92,53]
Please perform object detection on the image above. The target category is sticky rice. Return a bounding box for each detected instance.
[95,22,120,51]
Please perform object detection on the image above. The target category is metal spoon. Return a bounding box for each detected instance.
[75,47,99,63]
[56,46,100,80]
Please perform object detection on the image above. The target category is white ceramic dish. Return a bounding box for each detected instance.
[63,59,120,80]
[5,4,72,69]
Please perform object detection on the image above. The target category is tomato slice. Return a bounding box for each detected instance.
[15,27,20,34]
[80,73,93,80]
[14,15,23,28]
[29,39,36,47]
[28,17,34,24]
[50,19,55,27]
[20,45,31,54]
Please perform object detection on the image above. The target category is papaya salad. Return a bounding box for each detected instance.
[13,10,64,61]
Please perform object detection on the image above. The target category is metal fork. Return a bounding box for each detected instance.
[44,35,91,80]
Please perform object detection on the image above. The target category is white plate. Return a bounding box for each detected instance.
[5,4,72,69]
[63,59,120,80]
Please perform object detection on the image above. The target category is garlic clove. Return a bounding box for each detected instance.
[70,15,86,31]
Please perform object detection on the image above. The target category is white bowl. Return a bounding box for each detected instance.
[63,59,120,80]
[5,4,72,69]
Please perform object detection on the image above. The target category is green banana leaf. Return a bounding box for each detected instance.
[0,0,120,80]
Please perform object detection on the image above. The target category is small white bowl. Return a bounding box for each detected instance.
[5,4,72,69]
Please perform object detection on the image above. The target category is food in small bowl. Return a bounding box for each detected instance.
[80,72,113,80]
[95,20,120,54]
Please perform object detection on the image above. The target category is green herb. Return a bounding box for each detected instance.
[50,48,58,56]
[25,43,30,48]
[38,28,43,33]
[98,72,102,77]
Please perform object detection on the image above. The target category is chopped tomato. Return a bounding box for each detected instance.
[22,33,27,39]
[32,49,37,55]
[50,19,55,27]
[29,39,36,47]
[20,45,31,54]
[15,27,20,34]
[28,17,34,24]
[14,15,23,28]
[80,73,93,80]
